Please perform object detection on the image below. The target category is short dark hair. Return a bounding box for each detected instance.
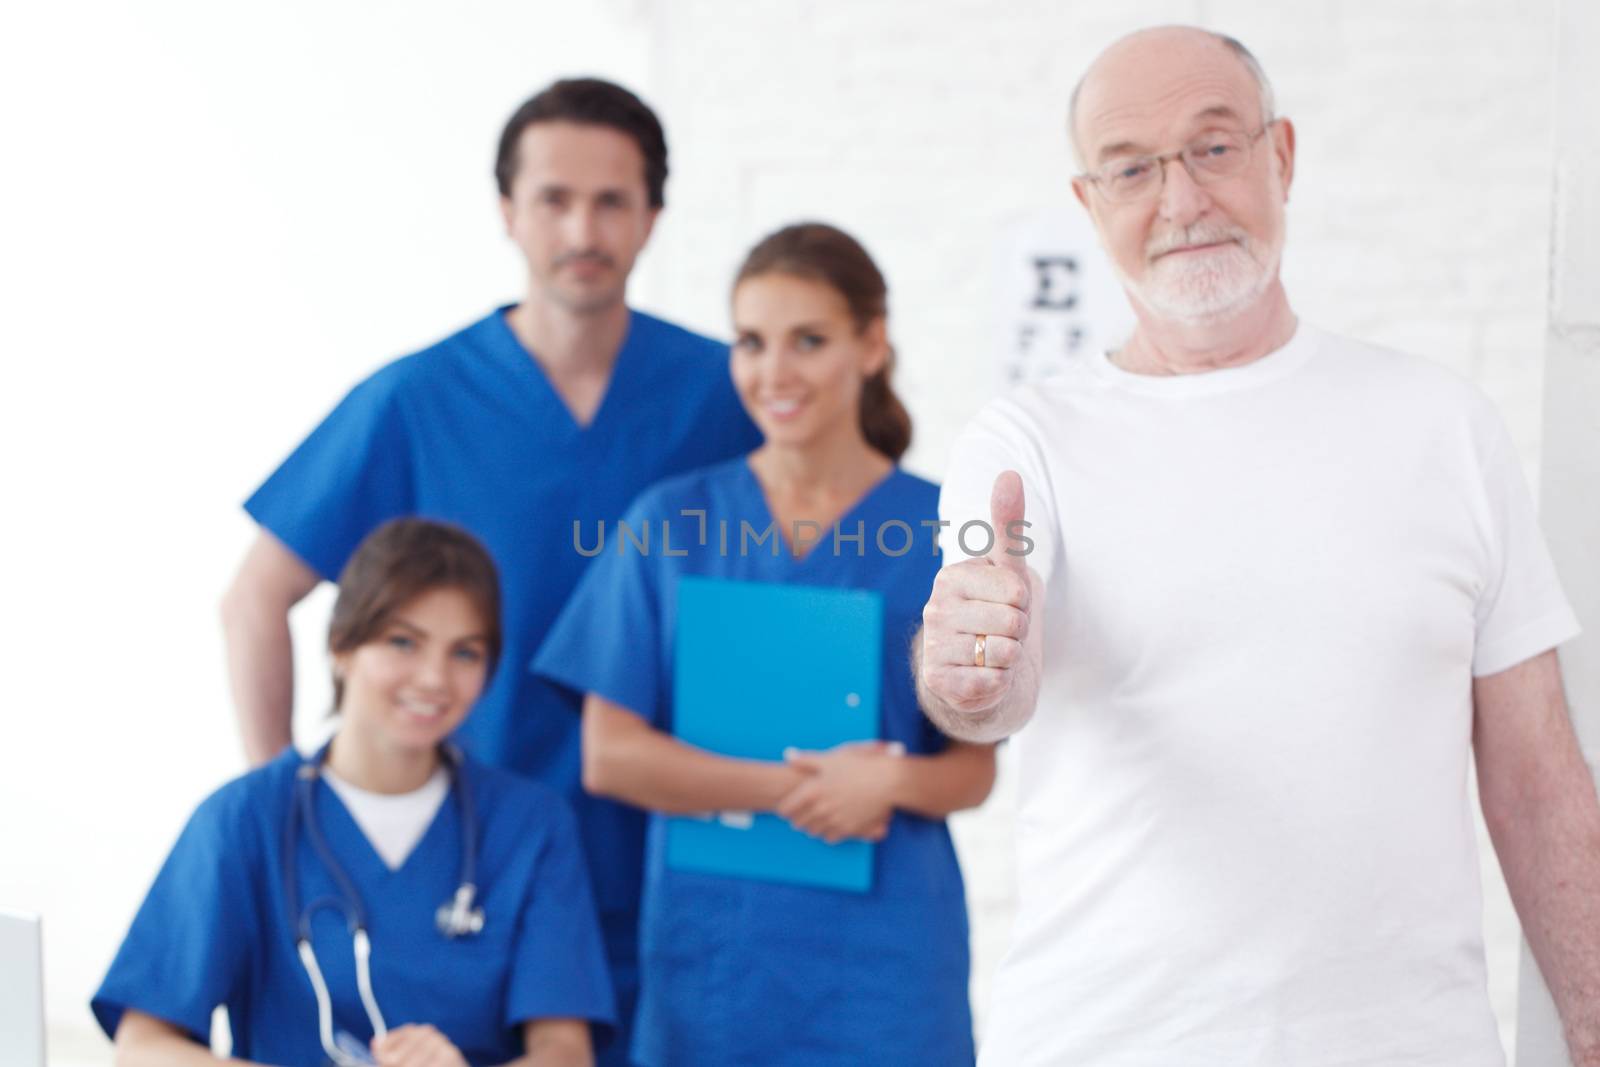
[493,77,668,208]
[734,222,913,462]
[328,518,502,710]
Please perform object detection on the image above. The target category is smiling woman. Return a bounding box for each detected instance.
[93,519,614,1067]
[534,223,997,1067]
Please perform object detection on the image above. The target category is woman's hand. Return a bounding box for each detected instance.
[371,1024,469,1067]
[776,740,905,844]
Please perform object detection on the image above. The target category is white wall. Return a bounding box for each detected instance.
[0,1,1569,1063]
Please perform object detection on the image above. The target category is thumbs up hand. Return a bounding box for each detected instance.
[918,471,1041,733]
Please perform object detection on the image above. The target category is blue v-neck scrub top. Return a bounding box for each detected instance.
[535,459,976,1067]
[243,307,761,1058]
[92,748,615,1066]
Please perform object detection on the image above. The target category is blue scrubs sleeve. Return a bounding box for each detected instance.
[505,801,618,1039]
[533,498,667,727]
[244,370,415,580]
[92,788,259,1043]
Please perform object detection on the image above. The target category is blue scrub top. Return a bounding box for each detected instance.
[243,308,761,953]
[93,748,615,1066]
[535,458,975,1067]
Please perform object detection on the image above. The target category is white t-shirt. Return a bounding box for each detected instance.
[323,765,450,871]
[937,324,1579,1067]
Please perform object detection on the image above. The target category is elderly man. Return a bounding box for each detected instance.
[918,26,1599,1067]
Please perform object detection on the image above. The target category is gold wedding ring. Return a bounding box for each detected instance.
[974,634,987,668]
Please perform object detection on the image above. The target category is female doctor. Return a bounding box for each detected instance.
[94,519,614,1067]
[535,222,996,1066]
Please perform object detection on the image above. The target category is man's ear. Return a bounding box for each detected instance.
[498,195,515,236]
[1071,175,1091,212]
[1071,176,1105,233]
[1272,117,1296,202]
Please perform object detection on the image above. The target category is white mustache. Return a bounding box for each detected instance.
[1146,224,1249,260]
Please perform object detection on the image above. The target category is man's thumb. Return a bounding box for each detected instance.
[987,470,1029,574]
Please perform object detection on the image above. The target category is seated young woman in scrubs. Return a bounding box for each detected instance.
[535,222,995,1067]
[94,519,614,1067]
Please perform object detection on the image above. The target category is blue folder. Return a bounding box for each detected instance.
[667,576,884,893]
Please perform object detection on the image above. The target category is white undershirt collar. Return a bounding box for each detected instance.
[322,764,451,871]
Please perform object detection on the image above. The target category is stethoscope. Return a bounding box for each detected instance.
[283,741,486,1067]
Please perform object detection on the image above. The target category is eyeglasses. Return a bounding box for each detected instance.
[1078,121,1277,204]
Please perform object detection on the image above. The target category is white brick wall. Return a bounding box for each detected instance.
[634,1,1559,1056]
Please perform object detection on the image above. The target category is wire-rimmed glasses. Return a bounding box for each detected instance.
[1078,120,1278,203]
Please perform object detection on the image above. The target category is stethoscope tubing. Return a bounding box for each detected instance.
[283,740,479,1065]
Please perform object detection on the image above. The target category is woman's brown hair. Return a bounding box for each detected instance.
[327,518,502,709]
[733,222,913,461]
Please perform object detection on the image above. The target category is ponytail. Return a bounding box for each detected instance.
[859,349,912,461]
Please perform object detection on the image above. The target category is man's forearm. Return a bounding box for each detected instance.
[1492,763,1600,1065]
[1477,652,1600,1065]
[219,592,296,766]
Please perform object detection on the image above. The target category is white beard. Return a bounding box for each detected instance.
[1122,227,1281,325]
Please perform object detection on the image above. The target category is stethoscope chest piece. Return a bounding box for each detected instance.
[436,883,486,938]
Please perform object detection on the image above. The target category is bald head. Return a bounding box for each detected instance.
[1070,27,1275,169]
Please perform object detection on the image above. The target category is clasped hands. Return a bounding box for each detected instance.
[773,739,906,845]
[368,1023,468,1067]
